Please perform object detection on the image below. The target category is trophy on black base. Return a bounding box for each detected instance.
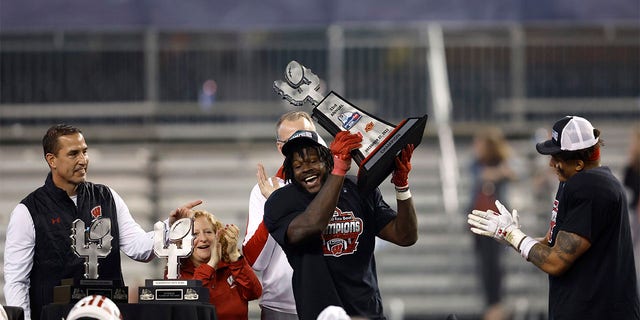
[138,218,209,303]
[274,60,428,195]
[54,217,129,304]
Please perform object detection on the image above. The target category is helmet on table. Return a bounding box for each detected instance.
[66,295,122,320]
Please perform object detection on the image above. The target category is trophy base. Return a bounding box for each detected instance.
[138,279,210,304]
[53,278,129,304]
[357,115,428,195]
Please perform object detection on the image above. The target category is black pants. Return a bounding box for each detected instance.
[473,235,504,306]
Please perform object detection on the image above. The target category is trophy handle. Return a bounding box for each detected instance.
[71,219,87,255]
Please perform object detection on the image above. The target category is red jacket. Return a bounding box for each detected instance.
[178,257,262,319]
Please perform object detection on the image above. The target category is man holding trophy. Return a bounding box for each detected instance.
[264,130,419,320]
[3,124,200,320]
[264,60,426,320]
[273,61,427,195]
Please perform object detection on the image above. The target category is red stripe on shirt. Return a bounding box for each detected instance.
[243,221,270,266]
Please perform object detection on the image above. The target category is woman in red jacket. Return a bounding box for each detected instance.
[180,209,262,319]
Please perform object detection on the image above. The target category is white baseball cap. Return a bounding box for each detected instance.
[536,116,599,155]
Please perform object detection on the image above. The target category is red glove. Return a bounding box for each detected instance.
[329,131,363,176]
[391,144,414,189]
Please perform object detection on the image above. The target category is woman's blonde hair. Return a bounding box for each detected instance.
[191,209,231,262]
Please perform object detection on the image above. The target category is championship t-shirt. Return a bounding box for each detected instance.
[264,176,395,320]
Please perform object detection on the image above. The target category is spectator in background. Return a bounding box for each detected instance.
[466,127,516,320]
[468,116,640,319]
[3,124,200,320]
[199,79,218,112]
[624,126,640,294]
[243,111,324,320]
[178,209,262,320]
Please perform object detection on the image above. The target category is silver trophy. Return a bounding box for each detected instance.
[274,61,428,194]
[153,218,194,279]
[55,217,127,304]
[71,217,113,279]
[139,217,208,303]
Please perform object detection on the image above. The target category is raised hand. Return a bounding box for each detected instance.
[222,224,242,262]
[329,131,363,176]
[468,208,515,240]
[391,144,414,190]
[256,163,280,198]
[169,200,203,226]
[468,200,526,250]
[206,229,222,268]
[496,199,520,229]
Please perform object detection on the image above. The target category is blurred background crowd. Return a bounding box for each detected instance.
[1,1,638,319]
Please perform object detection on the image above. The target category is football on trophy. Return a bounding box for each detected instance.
[88,218,111,240]
[285,61,305,87]
[169,218,193,241]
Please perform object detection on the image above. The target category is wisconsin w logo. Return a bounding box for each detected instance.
[91,206,102,219]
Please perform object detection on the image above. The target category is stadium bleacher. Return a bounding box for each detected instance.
[0,122,633,319]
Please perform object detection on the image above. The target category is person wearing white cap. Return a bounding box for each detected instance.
[468,116,640,319]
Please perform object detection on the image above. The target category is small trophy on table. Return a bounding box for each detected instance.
[54,217,129,303]
[274,61,428,194]
[138,218,209,303]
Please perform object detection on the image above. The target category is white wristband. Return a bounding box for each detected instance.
[519,236,538,260]
[505,228,527,250]
[396,189,412,201]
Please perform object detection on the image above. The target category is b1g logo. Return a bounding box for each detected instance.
[338,111,361,130]
[322,208,363,257]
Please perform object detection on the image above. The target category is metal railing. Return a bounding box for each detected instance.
[1,23,638,137]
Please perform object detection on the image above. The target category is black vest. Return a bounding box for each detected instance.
[21,173,123,320]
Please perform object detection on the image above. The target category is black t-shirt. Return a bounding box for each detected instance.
[546,166,640,319]
[264,176,396,320]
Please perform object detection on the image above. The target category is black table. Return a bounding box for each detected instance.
[41,302,217,320]
[3,306,25,320]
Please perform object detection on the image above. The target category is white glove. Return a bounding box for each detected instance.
[467,200,525,249]
[497,200,520,230]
